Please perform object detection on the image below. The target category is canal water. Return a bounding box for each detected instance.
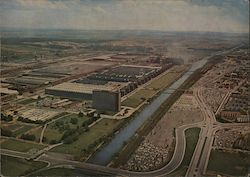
[88,58,208,165]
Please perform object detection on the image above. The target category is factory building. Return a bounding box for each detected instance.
[46,83,91,100]
[92,90,121,112]
[75,64,173,97]
[45,82,121,100]
[45,82,122,112]
[0,87,18,102]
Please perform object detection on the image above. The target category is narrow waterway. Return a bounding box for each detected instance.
[88,58,208,165]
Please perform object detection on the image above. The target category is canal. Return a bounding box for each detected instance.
[88,58,208,165]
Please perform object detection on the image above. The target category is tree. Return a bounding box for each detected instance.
[78,112,84,117]
[1,128,13,137]
[42,137,47,143]
[20,134,36,141]
[50,139,59,144]
[70,118,78,125]
[1,114,13,122]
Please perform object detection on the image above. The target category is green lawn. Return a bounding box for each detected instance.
[51,119,122,156]
[145,65,186,91]
[1,155,47,176]
[182,127,201,165]
[207,150,250,176]
[43,126,63,143]
[43,113,90,143]
[122,89,155,108]
[1,138,47,152]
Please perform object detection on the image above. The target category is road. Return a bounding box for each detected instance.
[186,86,217,177]
[186,85,250,177]
[40,124,47,143]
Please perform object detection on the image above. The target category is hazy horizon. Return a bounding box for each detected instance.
[0,0,249,33]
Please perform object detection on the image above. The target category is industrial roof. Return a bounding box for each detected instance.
[0,87,18,95]
[46,82,124,94]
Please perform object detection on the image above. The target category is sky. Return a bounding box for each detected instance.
[0,0,249,33]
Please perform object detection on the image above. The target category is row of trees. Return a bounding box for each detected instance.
[81,116,99,127]
[1,114,13,122]
[61,125,90,144]
[20,134,36,141]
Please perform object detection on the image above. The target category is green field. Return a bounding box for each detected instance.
[122,65,187,108]
[122,89,155,108]
[1,122,36,137]
[207,150,250,176]
[1,155,47,176]
[181,128,201,165]
[43,113,90,143]
[146,65,186,91]
[14,125,36,137]
[1,138,47,152]
[51,119,122,156]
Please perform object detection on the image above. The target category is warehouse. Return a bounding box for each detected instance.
[45,82,123,101]
[74,64,172,96]
[88,65,161,83]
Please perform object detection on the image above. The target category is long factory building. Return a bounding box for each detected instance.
[45,64,173,112]
[45,82,123,112]
[75,64,173,96]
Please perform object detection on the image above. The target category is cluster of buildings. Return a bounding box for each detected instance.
[218,50,250,123]
[45,64,173,112]
[220,90,249,123]
[1,61,114,93]
[0,87,19,110]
